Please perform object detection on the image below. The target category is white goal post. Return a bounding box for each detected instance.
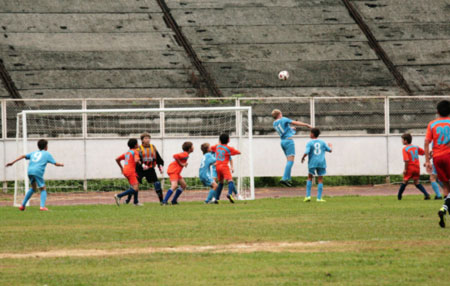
[14,106,255,206]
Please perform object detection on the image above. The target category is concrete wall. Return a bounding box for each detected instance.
[0,135,425,182]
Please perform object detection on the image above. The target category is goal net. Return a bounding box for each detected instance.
[13,106,255,206]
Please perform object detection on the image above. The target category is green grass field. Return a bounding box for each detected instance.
[1,195,450,285]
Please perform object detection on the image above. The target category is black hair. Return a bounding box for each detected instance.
[128,138,138,149]
[219,133,229,144]
[401,133,412,144]
[182,141,193,152]
[311,128,321,138]
[37,139,48,150]
[437,100,450,117]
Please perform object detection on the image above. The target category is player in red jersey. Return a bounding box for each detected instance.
[162,141,194,205]
[114,139,141,206]
[397,133,430,200]
[424,100,450,227]
[211,134,241,203]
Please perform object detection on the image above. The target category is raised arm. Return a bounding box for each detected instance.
[292,120,312,129]
[5,155,26,167]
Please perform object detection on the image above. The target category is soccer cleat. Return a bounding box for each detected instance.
[280,180,292,187]
[114,195,120,206]
[18,205,25,211]
[133,203,143,207]
[303,197,311,202]
[171,201,179,205]
[161,201,168,206]
[39,207,49,211]
[316,198,326,203]
[435,196,443,200]
[227,194,235,203]
[424,195,431,200]
[438,208,446,228]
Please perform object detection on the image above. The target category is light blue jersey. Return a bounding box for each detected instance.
[305,139,331,169]
[199,153,216,186]
[273,117,295,140]
[25,150,56,178]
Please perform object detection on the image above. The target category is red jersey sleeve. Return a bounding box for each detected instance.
[418,147,425,156]
[425,122,433,142]
[116,154,125,161]
[228,146,241,156]
[402,148,409,161]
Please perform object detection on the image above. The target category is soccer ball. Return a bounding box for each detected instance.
[278,70,289,81]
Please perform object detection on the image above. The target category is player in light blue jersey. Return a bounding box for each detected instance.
[301,128,332,202]
[272,109,311,187]
[6,139,64,211]
[199,143,218,204]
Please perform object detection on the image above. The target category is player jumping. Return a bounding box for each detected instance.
[272,109,311,187]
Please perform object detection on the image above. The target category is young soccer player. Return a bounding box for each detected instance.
[162,141,194,205]
[125,133,164,205]
[211,134,241,203]
[424,100,450,228]
[272,109,311,187]
[199,143,218,204]
[301,128,332,202]
[6,139,64,211]
[114,139,140,206]
[397,133,430,200]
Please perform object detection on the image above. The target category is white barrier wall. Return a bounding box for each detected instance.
[1,135,428,182]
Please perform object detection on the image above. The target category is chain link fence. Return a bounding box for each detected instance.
[2,96,450,139]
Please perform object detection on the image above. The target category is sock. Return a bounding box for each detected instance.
[22,188,34,207]
[228,181,236,196]
[205,189,216,202]
[215,183,224,200]
[171,188,183,203]
[40,190,47,208]
[133,191,139,204]
[415,184,429,197]
[154,182,163,202]
[431,182,442,197]
[282,161,294,181]
[317,183,323,200]
[397,183,406,200]
[445,195,450,210]
[163,189,173,203]
[118,187,135,198]
[306,180,312,197]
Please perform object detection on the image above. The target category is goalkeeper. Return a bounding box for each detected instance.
[125,133,164,204]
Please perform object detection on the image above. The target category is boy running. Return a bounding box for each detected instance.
[424,100,450,228]
[272,109,311,187]
[200,143,218,204]
[125,133,164,204]
[211,134,241,203]
[301,128,332,202]
[397,133,430,200]
[6,139,64,211]
[114,139,140,206]
[162,141,194,205]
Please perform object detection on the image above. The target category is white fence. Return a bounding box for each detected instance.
[1,96,449,190]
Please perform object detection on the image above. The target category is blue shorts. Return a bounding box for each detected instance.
[200,175,214,187]
[28,175,45,188]
[308,167,326,176]
[281,139,295,157]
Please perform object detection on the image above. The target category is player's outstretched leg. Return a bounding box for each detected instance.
[397,183,407,200]
[414,182,430,200]
[20,188,35,211]
[115,187,136,206]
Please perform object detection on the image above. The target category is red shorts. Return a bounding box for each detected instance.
[404,167,420,181]
[124,172,138,185]
[433,152,450,182]
[216,166,233,181]
[168,172,182,182]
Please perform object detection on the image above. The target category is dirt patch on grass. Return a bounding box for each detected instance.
[0,241,385,259]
